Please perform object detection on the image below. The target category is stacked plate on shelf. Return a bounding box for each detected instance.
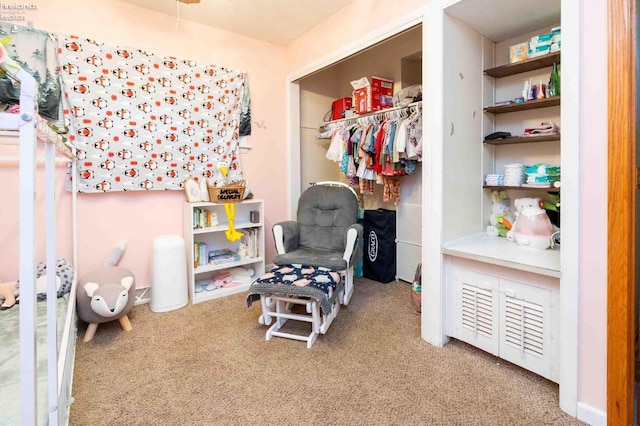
[503,163,526,186]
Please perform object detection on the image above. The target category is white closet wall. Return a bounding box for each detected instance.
[396,169,422,282]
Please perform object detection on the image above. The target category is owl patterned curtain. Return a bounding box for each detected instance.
[56,35,250,193]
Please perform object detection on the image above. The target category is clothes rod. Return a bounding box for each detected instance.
[323,100,422,126]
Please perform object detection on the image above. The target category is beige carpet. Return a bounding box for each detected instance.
[69,278,585,426]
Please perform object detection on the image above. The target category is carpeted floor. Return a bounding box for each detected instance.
[69,278,585,425]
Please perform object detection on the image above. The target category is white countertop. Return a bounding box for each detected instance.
[442,232,561,278]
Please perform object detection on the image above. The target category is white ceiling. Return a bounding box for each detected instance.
[444,0,560,43]
[116,0,356,46]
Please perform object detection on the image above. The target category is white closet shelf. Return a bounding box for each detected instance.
[442,232,561,278]
[323,100,422,127]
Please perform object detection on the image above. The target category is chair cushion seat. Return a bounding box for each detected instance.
[274,247,347,271]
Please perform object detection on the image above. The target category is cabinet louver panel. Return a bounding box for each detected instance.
[461,284,494,338]
[503,297,545,358]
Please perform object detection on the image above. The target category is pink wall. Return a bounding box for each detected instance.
[0,0,288,286]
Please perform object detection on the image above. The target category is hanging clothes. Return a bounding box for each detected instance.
[320,102,422,200]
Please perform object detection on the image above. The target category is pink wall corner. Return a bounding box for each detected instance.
[1,0,288,287]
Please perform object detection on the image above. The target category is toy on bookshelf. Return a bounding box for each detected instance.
[238,243,249,258]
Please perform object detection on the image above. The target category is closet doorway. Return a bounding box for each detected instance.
[286,13,424,217]
[288,18,424,285]
[296,24,423,209]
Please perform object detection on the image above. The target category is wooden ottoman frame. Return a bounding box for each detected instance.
[247,264,344,348]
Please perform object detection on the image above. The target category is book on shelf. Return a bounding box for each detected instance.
[240,228,259,258]
[194,242,209,267]
[192,208,218,229]
[210,254,241,265]
[208,248,240,265]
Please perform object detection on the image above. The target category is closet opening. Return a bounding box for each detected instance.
[294,24,423,285]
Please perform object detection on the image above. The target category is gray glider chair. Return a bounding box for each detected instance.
[272,181,363,305]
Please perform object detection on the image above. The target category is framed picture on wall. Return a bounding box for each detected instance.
[184,177,202,203]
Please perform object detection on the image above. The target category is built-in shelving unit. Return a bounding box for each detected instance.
[483,185,559,193]
[438,4,562,386]
[483,134,560,145]
[484,96,560,114]
[483,51,561,78]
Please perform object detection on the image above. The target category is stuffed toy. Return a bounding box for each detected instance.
[0,280,19,310]
[76,241,136,342]
[0,274,61,310]
[506,197,542,241]
[486,190,514,238]
[237,242,249,258]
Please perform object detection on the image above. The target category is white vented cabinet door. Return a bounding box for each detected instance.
[452,268,499,356]
[498,279,558,382]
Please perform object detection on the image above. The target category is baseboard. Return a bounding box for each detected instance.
[577,401,606,426]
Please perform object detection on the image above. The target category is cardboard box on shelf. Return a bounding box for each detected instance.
[509,42,529,64]
[350,76,394,114]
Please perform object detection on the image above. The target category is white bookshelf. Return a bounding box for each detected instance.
[183,199,265,304]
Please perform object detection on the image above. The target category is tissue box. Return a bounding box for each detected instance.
[351,76,394,114]
[529,42,552,58]
[531,33,553,44]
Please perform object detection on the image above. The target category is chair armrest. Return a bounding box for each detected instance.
[343,223,363,265]
[272,221,300,254]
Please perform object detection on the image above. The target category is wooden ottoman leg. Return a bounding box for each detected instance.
[119,315,133,331]
[83,323,99,342]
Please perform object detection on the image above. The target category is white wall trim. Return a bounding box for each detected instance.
[558,0,580,417]
[422,0,447,347]
[285,81,300,218]
[576,401,606,426]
